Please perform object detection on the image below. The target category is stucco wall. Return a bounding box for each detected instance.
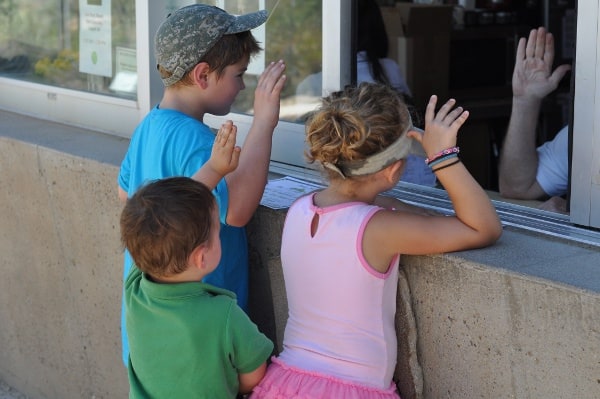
[1,111,599,398]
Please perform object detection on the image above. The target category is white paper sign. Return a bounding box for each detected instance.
[260,177,323,210]
[109,47,137,93]
[79,0,112,77]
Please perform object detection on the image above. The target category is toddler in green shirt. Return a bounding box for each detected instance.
[120,126,273,398]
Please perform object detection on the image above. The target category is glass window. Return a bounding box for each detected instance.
[200,0,323,124]
[197,0,333,173]
[570,0,600,229]
[0,0,136,99]
[371,1,576,203]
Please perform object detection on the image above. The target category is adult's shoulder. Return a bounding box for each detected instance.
[554,125,569,142]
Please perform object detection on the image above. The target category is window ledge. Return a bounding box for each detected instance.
[269,160,600,250]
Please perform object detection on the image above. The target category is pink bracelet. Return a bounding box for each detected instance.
[425,146,460,165]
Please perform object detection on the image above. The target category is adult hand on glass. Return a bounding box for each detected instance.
[512,27,571,101]
[538,196,567,214]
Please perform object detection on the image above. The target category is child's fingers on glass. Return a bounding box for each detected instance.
[434,98,457,120]
[424,95,438,122]
[445,106,464,123]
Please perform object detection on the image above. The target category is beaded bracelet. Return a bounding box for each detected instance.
[425,146,460,165]
[432,159,461,173]
[427,153,458,169]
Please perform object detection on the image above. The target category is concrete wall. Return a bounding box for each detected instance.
[247,207,600,399]
[0,136,128,399]
[1,111,599,398]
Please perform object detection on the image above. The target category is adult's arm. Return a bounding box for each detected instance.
[498,96,547,199]
[498,27,570,200]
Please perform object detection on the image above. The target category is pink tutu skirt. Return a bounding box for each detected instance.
[249,357,401,399]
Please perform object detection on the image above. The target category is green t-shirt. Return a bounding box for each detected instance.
[125,266,273,399]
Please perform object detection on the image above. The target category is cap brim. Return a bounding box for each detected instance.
[225,9,268,34]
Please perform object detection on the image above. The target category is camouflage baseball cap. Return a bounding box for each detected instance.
[155,4,268,86]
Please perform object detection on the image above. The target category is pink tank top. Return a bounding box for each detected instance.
[278,193,399,389]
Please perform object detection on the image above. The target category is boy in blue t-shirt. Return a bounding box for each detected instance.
[117,4,286,365]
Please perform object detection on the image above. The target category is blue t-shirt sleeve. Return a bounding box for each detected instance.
[118,150,131,193]
[214,180,230,225]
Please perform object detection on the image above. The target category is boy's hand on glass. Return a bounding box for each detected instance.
[253,60,287,131]
[208,120,241,177]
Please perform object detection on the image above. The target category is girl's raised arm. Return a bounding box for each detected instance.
[366,96,502,259]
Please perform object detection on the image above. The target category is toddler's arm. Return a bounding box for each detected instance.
[238,362,267,395]
[192,120,240,190]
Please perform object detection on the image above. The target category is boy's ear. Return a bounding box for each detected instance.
[191,62,211,89]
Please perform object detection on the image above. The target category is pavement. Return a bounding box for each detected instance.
[0,380,28,399]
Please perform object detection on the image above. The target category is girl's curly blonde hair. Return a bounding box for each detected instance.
[305,82,411,178]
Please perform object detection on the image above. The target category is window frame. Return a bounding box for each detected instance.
[0,0,598,232]
[570,0,600,228]
[0,0,143,137]
[0,74,141,138]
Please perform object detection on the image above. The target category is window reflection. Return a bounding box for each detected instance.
[209,0,322,123]
[376,1,574,211]
[0,0,136,99]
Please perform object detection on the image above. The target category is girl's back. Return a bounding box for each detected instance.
[278,194,398,389]
[250,83,501,399]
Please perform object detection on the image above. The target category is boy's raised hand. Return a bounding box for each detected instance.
[253,60,287,131]
[224,61,286,227]
[193,121,240,189]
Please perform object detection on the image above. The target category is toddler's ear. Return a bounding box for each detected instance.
[189,245,208,270]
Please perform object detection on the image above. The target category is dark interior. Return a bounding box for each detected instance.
[378,0,575,191]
